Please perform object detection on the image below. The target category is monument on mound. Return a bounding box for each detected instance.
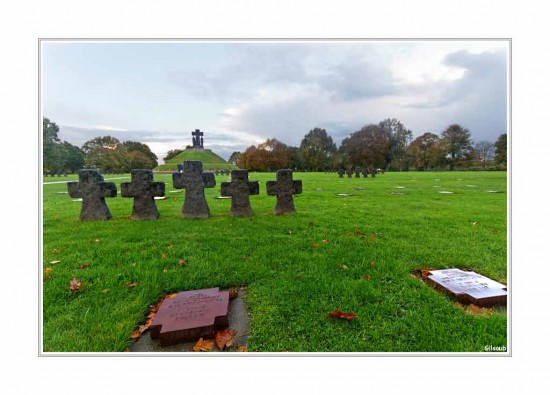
[155,129,238,172]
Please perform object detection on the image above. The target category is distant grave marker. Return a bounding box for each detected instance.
[150,288,230,346]
[487,190,502,193]
[172,161,216,218]
[395,186,405,189]
[337,169,344,178]
[67,169,117,220]
[121,169,165,220]
[465,185,477,188]
[346,169,353,178]
[337,193,353,197]
[439,191,454,194]
[266,169,302,214]
[220,170,259,217]
[426,269,507,307]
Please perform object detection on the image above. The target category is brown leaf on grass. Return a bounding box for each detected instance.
[49,260,60,265]
[167,242,173,249]
[420,267,436,279]
[69,278,83,292]
[52,248,61,254]
[124,281,139,288]
[311,243,320,249]
[44,267,53,281]
[364,274,371,281]
[51,215,58,219]
[328,309,358,320]
[228,287,239,300]
[352,230,365,238]
[336,263,348,270]
[117,261,121,268]
[236,346,248,352]
[460,303,494,317]
[192,337,215,352]
[322,239,330,244]
[79,263,90,269]
[130,329,141,339]
[215,329,237,351]
[161,252,167,259]
[369,261,375,267]
[178,259,188,267]
[368,234,376,241]
[163,268,168,272]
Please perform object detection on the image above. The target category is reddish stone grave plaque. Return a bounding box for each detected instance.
[426,269,507,307]
[150,287,229,346]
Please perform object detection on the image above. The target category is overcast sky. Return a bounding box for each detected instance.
[41,40,509,162]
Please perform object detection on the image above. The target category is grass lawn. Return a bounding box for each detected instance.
[41,170,507,353]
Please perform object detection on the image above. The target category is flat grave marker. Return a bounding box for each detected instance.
[426,269,507,307]
[149,287,230,346]
[439,191,454,194]
[337,193,353,197]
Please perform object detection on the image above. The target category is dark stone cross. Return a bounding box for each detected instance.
[172,161,215,218]
[191,129,204,148]
[354,169,361,178]
[67,169,117,220]
[121,169,165,220]
[220,170,260,217]
[338,169,344,178]
[346,169,353,178]
[266,169,302,214]
[362,169,369,178]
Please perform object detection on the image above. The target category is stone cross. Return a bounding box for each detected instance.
[121,169,165,220]
[338,169,344,178]
[266,169,302,214]
[362,169,369,178]
[67,169,117,220]
[220,170,259,217]
[354,169,361,178]
[191,129,204,148]
[172,161,215,218]
[346,169,353,178]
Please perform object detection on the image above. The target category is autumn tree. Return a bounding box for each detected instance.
[378,118,413,171]
[494,133,507,166]
[340,124,390,169]
[82,136,129,173]
[121,141,158,169]
[298,128,337,171]
[441,124,473,170]
[406,132,447,171]
[237,138,292,171]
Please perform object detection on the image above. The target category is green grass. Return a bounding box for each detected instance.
[42,171,507,352]
[155,148,237,171]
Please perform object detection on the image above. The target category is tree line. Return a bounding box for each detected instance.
[43,117,158,174]
[231,119,507,172]
[43,116,507,174]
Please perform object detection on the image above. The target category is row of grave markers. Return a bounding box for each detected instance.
[67,161,302,220]
[337,168,381,178]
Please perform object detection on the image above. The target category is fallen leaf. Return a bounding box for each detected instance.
[95,239,101,243]
[69,278,83,292]
[369,261,375,267]
[44,267,53,281]
[296,273,304,281]
[52,248,61,254]
[49,260,60,265]
[101,289,110,293]
[352,230,365,238]
[328,309,358,320]
[130,329,141,339]
[368,234,376,241]
[167,242,173,249]
[287,230,292,234]
[311,243,320,249]
[228,287,239,300]
[215,329,237,351]
[178,259,188,267]
[364,274,371,281]
[125,281,139,288]
[117,261,121,268]
[51,215,58,219]
[192,337,215,352]
[462,304,494,317]
[79,263,90,269]
[236,346,248,352]
[161,252,167,259]
[163,268,168,272]
[472,221,478,226]
[419,267,436,279]
[336,263,348,270]
[322,239,330,244]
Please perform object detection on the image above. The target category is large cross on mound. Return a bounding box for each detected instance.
[172,161,215,218]
[67,169,117,220]
[266,169,302,214]
[121,169,165,220]
[191,129,204,148]
[220,170,259,217]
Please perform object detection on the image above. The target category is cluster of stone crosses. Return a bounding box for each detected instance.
[67,160,302,220]
[337,168,384,178]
